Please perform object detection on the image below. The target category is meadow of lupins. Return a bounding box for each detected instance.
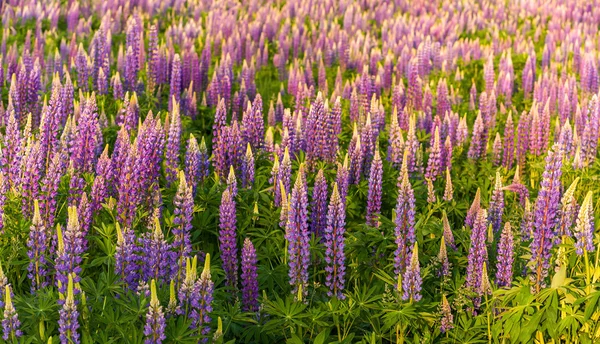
[0,0,599,342]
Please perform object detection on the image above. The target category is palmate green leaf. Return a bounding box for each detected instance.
[262,295,310,334]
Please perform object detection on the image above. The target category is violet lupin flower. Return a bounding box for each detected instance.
[443,168,453,202]
[488,172,504,233]
[388,109,405,167]
[335,155,350,206]
[144,280,166,344]
[241,238,259,312]
[90,145,112,213]
[226,166,238,199]
[193,254,214,338]
[366,149,383,228]
[139,219,173,285]
[502,112,515,169]
[173,172,194,279]
[2,286,22,341]
[495,222,514,288]
[402,243,422,302]
[55,206,84,297]
[59,275,80,344]
[440,294,453,333]
[241,143,255,189]
[394,152,416,275]
[529,144,563,293]
[184,134,201,196]
[27,200,48,292]
[20,139,43,218]
[278,148,292,198]
[324,183,346,299]
[169,54,182,112]
[310,169,329,237]
[466,209,488,298]
[219,188,238,289]
[115,223,139,291]
[198,137,210,183]
[468,112,486,160]
[286,167,310,301]
[178,256,198,319]
[573,191,594,256]
[4,103,22,188]
[555,178,579,238]
[165,105,182,186]
[425,127,442,181]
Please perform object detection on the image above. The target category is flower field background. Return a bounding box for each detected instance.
[0,0,599,343]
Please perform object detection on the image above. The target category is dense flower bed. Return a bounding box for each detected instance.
[0,0,599,342]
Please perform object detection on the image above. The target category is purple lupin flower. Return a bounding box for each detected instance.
[394,153,416,275]
[59,275,80,344]
[219,188,238,289]
[144,280,166,344]
[2,286,22,341]
[278,148,292,198]
[20,139,43,218]
[286,167,310,300]
[366,149,383,228]
[310,169,329,237]
[335,155,350,206]
[324,183,346,299]
[573,191,594,256]
[495,222,514,288]
[402,243,422,302]
[241,143,255,189]
[555,178,580,238]
[443,168,453,202]
[529,144,563,293]
[184,134,201,196]
[226,166,238,199]
[241,238,259,312]
[173,172,194,280]
[165,106,182,186]
[492,133,502,166]
[466,209,488,298]
[55,206,84,297]
[178,256,198,320]
[198,137,210,183]
[388,109,405,167]
[139,219,173,285]
[169,55,182,112]
[90,145,112,213]
[440,294,453,333]
[72,93,103,173]
[41,151,63,235]
[425,127,442,181]
[468,112,486,160]
[193,254,214,338]
[4,103,22,188]
[28,200,48,292]
[115,223,139,291]
[502,112,515,169]
[465,188,481,228]
[488,172,504,233]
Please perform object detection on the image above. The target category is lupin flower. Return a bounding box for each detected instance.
[169,54,182,111]
[165,104,182,186]
[59,275,80,344]
[573,191,594,256]
[426,178,436,204]
[139,219,173,285]
[394,152,416,275]
[440,294,453,333]
[438,236,450,277]
[488,171,504,233]
[443,168,453,202]
[555,178,580,238]
[278,148,292,198]
[466,209,488,297]
[465,188,481,228]
[335,155,350,206]
[144,280,166,344]
[193,254,214,337]
[90,145,112,213]
[241,143,255,188]
[425,127,442,181]
[226,166,238,198]
[441,211,456,249]
[2,286,22,341]
[173,172,194,279]
[27,200,48,292]
[388,108,405,167]
[115,223,139,291]
[241,238,259,312]
[402,242,422,302]
[184,134,201,196]
[324,184,346,299]
[219,189,238,289]
[492,133,502,166]
[177,256,197,319]
[366,149,383,227]
[279,181,290,229]
[495,222,514,288]
[529,144,563,292]
[286,167,310,300]
[502,112,515,169]
[468,112,486,160]
[55,207,84,297]
[310,169,329,237]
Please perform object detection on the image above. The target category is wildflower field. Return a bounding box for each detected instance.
[0,0,600,342]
